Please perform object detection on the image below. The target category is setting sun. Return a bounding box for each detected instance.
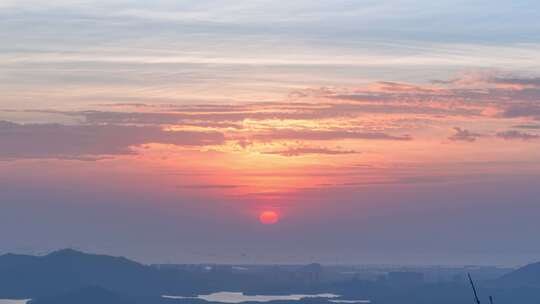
[259,211,279,225]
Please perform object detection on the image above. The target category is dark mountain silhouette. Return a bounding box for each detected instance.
[497,261,540,287]
[0,253,38,270]
[0,249,323,300]
[0,249,203,299]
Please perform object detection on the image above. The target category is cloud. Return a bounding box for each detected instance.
[514,124,540,130]
[254,129,411,141]
[374,81,444,94]
[0,121,224,160]
[448,127,482,142]
[17,72,540,130]
[502,104,540,120]
[433,72,540,88]
[317,175,456,187]
[262,147,359,157]
[490,77,540,88]
[429,73,540,106]
[496,130,540,141]
[63,109,348,124]
[5,72,540,156]
[18,92,486,128]
[178,184,243,189]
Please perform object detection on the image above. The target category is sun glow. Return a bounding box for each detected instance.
[259,211,279,225]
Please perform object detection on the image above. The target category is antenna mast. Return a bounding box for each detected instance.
[468,273,481,304]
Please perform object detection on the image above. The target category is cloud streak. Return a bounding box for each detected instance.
[0,121,224,160]
[262,147,359,157]
[3,73,540,162]
[254,129,411,141]
[496,130,540,141]
[448,127,483,142]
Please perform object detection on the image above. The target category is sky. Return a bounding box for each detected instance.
[1,0,540,266]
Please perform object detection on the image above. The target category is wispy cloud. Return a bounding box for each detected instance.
[448,127,483,142]
[514,124,540,130]
[178,184,244,189]
[496,130,540,141]
[503,105,540,120]
[3,73,540,162]
[262,147,359,157]
[0,121,224,160]
[254,129,411,141]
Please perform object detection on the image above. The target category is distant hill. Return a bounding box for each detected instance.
[0,249,329,300]
[0,253,38,270]
[497,261,540,287]
[0,249,201,299]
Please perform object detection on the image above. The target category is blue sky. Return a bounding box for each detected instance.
[2,0,540,111]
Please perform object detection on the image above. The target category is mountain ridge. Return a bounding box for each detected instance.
[496,261,540,287]
[0,248,175,298]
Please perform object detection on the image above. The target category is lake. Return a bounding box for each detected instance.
[163,292,370,303]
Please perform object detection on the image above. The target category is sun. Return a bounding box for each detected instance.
[259,211,279,225]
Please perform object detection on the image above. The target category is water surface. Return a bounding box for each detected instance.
[163,292,371,304]
[163,292,340,303]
